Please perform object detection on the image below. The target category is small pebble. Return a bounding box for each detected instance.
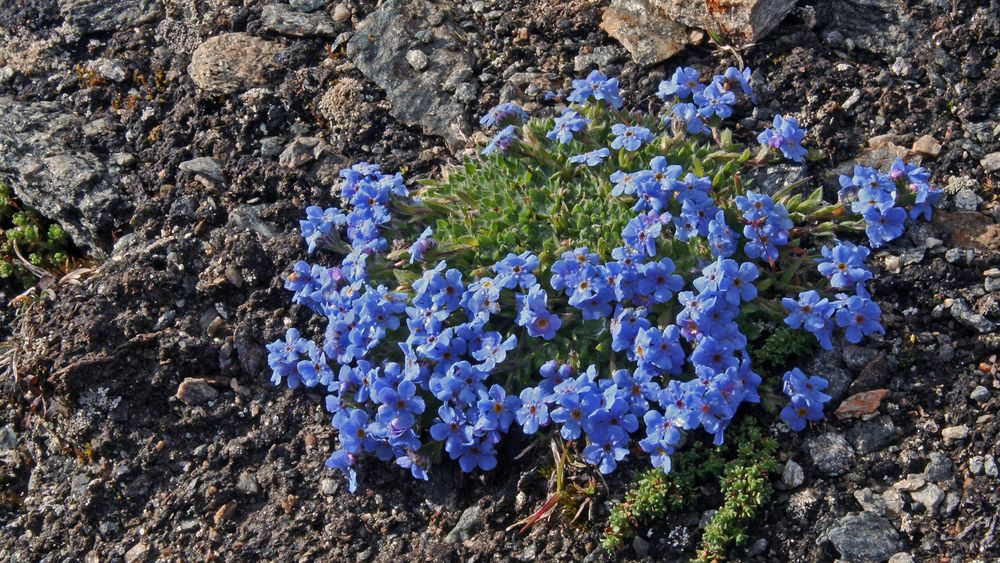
[970,385,990,402]
[332,2,351,22]
[406,49,429,71]
[941,425,969,444]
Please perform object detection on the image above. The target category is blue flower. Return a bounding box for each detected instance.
[479,102,528,127]
[757,115,807,162]
[621,213,663,257]
[515,285,562,340]
[670,103,709,135]
[781,290,835,332]
[568,147,611,166]
[817,241,872,288]
[889,157,930,185]
[610,169,655,197]
[693,80,736,119]
[457,436,498,472]
[863,206,906,247]
[657,67,702,100]
[780,368,831,431]
[409,227,436,264]
[835,294,884,343]
[568,70,623,108]
[515,386,550,434]
[471,332,517,370]
[376,379,425,429]
[583,429,630,474]
[722,67,754,100]
[494,251,539,290]
[325,449,358,492]
[547,109,590,144]
[429,404,474,454]
[610,124,654,152]
[483,125,518,156]
[476,384,521,433]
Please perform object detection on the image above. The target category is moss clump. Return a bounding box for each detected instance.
[602,442,725,552]
[0,183,72,290]
[696,420,779,562]
[748,325,817,372]
[602,419,779,560]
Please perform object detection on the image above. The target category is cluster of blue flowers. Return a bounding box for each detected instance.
[838,158,942,247]
[268,66,940,493]
[780,368,832,431]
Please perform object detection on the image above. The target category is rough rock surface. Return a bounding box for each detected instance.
[347,0,474,150]
[188,33,284,94]
[0,97,128,258]
[823,512,902,561]
[261,3,337,37]
[602,0,796,64]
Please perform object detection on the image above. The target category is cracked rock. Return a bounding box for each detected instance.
[347,0,474,151]
[188,33,283,94]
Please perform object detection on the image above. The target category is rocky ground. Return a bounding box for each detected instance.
[0,0,998,561]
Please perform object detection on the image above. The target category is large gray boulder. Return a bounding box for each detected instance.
[347,0,474,152]
[0,98,129,259]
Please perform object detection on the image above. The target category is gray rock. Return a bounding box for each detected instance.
[888,554,914,563]
[279,137,325,169]
[600,0,694,66]
[953,188,982,211]
[843,346,879,371]
[406,50,429,71]
[573,45,627,72]
[290,0,325,13]
[124,542,151,563]
[320,477,339,495]
[602,0,796,65]
[822,512,902,562]
[970,385,990,402]
[941,425,969,444]
[744,163,808,196]
[188,33,283,94]
[60,0,162,33]
[847,416,896,454]
[951,299,995,334]
[982,152,1000,172]
[854,487,889,515]
[923,452,953,483]
[332,2,351,22]
[910,482,944,515]
[986,277,1000,292]
[808,350,852,402]
[809,433,854,476]
[0,97,128,258]
[782,460,805,489]
[445,505,482,543]
[942,491,961,516]
[347,0,474,151]
[0,425,16,451]
[985,455,998,478]
[815,0,921,59]
[179,157,225,184]
[262,4,336,37]
[237,472,261,495]
[632,535,650,558]
[746,538,768,557]
[87,58,127,82]
[969,456,984,474]
[175,378,219,406]
[71,473,91,497]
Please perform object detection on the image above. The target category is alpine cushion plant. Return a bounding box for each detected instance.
[267,65,940,499]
